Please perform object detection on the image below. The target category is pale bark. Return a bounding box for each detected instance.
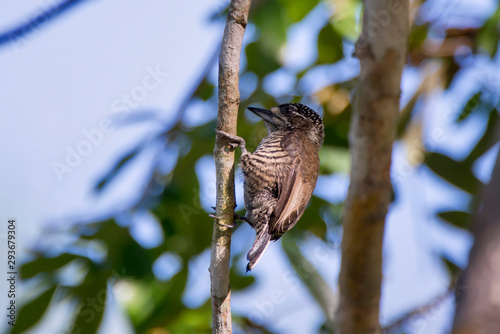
[451,120,500,334]
[210,0,252,333]
[337,0,409,333]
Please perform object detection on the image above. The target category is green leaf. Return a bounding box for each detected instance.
[457,92,481,123]
[294,195,331,239]
[317,23,343,65]
[21,253,80,279]
[477,7,500,57]
[465,110,498,164]
[437,211,472,230]
[136,270,189,331]
[424,152,480,194]
[246,42,281,77]
[11,287,57,334]
[441,256,461,276]
[94,145,143,192]
[194,79,214,101]
[252,1,288,59]
[408,23,429,52]
[282,237,335,330]
[329,0,361,40]
[71,268,109,334]
[120,237,154,278]
[278,0,320,23]
[397,89,419,138]
[230,266,255,290]
[167,303,212,333]
[319,146,350,174]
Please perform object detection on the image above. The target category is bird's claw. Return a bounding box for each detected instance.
[209,206,248,229]
[234,213,250,223]
[216,130,247,154]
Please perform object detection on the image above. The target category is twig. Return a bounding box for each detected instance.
[0,0,91,47]
[383,280,457,334]
[210,0,252,333]
[337,1,409,333]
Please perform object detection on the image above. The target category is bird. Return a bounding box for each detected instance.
[217,103,324,271]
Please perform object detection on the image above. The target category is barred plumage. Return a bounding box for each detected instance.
[217,103,324,271]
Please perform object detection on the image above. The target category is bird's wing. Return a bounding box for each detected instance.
[269,132,317,239]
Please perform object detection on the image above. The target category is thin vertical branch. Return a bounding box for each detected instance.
[337,0,408,333]
[211,0,252,333]
[451,120,500,334]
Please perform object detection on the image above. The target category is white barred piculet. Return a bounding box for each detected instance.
[217,103,324,271]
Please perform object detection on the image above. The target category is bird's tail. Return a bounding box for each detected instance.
[246,227,271,272]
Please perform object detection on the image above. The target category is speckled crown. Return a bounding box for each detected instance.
[278,103,323,125]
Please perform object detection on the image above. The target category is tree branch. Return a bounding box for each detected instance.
[211,0,252,333]
[451,119,500,334]
[337,1,409,333]
[0,0,91,47]
[383,280,456,334]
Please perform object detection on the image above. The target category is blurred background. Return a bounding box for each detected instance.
[1,0,499,333]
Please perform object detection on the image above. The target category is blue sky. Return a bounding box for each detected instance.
[0,0,499,333]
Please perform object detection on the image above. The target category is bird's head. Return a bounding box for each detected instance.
[248,103,324,147]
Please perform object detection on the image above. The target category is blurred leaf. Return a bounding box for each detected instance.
[424,152,480,194]
[408,23,429,52]
[118,281,154,324]
[465,110,498,164]
[476,7,500,57]
[278,0,319,23]
[81,219,154,279]
[457,92,481,123]
[246,42,281,77]
[437,210,472,230]
[322,102,351,148]
[282,237,336,330]
[195,79,214,100]
[71,268,109,334]
[295,195,331,239]
[317,23,343,64]
[441,256,461,276]
[329,0,360,40]
[252,1,288,59]
[167,303,212,333]
[397,90,419,138]
[11,287,56,334]
[94,145,143,192]
[121,237,155,278]
[319,146,350,174]
[230,266,255,290]
[21,253,80,279]
[136,270,189,331]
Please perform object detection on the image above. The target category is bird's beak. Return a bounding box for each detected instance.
[247,107,275,123]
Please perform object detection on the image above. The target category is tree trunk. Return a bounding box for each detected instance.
[210,0,252,333]
[337,0,408,333]
[451,121,500,334]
